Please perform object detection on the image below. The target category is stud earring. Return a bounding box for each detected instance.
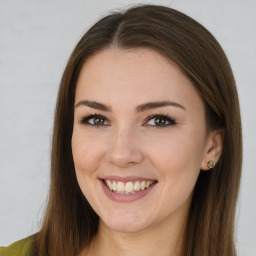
[207,160,215,169]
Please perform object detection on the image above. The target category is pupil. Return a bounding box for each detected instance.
[95,118,104,125]
[155,118,165,125]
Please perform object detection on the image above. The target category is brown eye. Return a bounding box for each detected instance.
[154,117,168,126]
[80,114,110,127]
[145,115,176,128]
[94,117,105,126]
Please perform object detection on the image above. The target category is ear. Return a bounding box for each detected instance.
[200,129,224,171]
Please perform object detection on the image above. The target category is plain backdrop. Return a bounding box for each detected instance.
[0,0,255,255]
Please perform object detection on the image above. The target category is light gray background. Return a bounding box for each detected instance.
[0,0,255,255]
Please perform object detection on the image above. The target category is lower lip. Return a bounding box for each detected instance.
[100,179,157,202]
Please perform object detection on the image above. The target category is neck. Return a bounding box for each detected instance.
[84,211,187,256]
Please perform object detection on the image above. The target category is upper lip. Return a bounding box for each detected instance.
[100,175,157,183]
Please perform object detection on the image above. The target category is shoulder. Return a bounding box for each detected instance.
[0,235,35,256]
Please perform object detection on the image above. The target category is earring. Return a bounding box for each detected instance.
[207,160,215,169]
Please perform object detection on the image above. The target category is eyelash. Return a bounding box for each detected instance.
[79,112,177,128]
[80,114,109,127]
[144,113,177,128]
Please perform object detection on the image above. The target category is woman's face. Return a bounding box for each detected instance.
[72,48,212,233]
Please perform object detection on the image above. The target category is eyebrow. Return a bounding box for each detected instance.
[136,101,185,112]
[75,100,186,112]
[75,100,111,112]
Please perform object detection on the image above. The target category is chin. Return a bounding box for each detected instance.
[99,209,155,233]
[104,220,150,233]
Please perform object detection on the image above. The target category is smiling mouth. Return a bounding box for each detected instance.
[103,179,158,194]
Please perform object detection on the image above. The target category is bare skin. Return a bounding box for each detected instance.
[73,48,223,256]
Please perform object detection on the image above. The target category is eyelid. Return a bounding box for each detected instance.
[79,113,177,128]
[143,114,177,127]
[80,114,110,127]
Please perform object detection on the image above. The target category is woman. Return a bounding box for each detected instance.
[0,4,242,256]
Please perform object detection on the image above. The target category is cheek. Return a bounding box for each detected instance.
[71,131,105,175]
[148,130,205,173]
[147,131,205,207]
[71,132,106,206]
[71,130,117,219]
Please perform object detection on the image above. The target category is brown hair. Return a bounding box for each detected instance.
[35,4,242,256]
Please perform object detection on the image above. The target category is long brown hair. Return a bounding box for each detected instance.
[35,4,242,256]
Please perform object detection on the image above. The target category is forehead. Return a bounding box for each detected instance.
[75,47,203,113]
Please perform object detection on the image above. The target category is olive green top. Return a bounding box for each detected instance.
[0,235,34,256]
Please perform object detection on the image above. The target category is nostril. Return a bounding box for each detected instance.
[104,131,143,168]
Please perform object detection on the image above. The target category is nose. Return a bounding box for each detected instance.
[106,127,144,168]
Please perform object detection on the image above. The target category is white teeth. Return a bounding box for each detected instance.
[104,180,155,194]
[117,182,125,194]
[106,180,113,190]
[140,181,146,190]
[125,182,133,193]
[112,181,117,192]
[145,181,150,188]
[134,181,140,191]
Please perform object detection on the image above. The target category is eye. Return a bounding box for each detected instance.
[144,114,176,128]
[80,114,110,127]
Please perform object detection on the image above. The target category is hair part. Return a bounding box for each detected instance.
[35,4,242,256]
